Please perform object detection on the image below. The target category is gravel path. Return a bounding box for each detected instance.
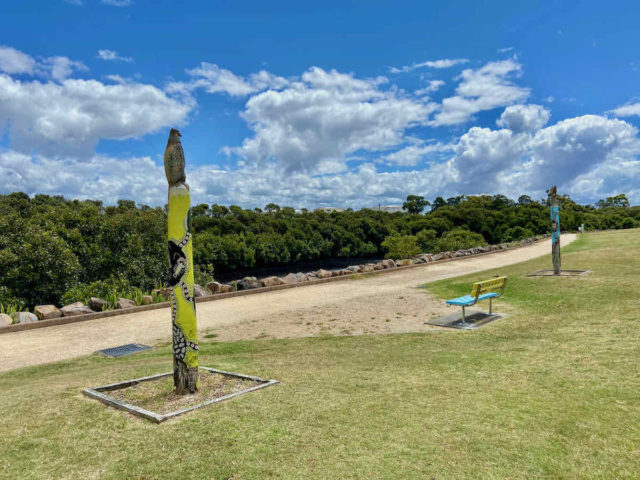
[0,234,575,373]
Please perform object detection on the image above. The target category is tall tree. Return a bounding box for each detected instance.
[164,128,199,394]
[403,195,430,214]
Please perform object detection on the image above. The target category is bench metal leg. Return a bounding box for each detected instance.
[489,298,492,315]
[461,306,466,324]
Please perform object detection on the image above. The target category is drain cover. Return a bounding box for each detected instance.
[97,343,151,358]
[426,310,506,330]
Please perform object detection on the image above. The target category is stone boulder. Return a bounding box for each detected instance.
[61,302,94,317]
[316,269,333,279]
[346,265,362,273]
[141,295,153,305]
[432,253,445,261]
[207,281,223,294]
[261,276,287,287]
[34,304,62,320]
[282,273,308,284]
[361,264,375,273]
[193,284,208,297]
[0,313,12,327]
[237,277,263,290]
[88,297,109,312]
[380,259,396,269]
[219,284,232,293]
[413,256,427,263]
[396,259,413,267]
[11,312,38,324]
[117,298,136,309]
[306,271,318,279]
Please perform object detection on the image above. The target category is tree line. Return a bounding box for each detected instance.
[0,191,637,309]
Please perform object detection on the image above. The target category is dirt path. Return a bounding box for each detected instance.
[0,234,575,373]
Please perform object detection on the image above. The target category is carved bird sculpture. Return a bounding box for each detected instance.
[164,128,186,186]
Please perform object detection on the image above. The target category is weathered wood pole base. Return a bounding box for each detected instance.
[173,358,199,395]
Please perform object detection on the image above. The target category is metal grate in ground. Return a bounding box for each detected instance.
[97,343,151,358]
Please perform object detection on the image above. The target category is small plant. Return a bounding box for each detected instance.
[0,300,25,317]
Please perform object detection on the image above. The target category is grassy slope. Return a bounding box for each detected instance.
[1,230,638,479]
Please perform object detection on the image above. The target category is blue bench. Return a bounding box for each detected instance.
[446,276,507,324]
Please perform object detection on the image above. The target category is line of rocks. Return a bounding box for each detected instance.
[0,235,546,327]
[203,236,547,296]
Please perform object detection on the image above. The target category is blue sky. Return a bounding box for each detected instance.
[1,0,640,207]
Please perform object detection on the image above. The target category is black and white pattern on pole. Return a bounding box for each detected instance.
[172,322,198,360]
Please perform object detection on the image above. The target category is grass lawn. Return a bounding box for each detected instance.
[1,230,639,479]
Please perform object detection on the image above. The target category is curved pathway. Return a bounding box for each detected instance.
[0,234,575,372]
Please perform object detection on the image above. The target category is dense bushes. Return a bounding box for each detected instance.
[0,191,637,308]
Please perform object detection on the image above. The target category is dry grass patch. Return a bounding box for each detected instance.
[109,369,261,415]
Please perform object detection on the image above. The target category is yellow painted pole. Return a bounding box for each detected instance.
[165,129,199,394]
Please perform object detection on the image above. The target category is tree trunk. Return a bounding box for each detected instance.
[168,184,199,394]
[550,186,561,275]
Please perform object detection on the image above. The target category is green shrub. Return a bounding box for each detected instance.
[416,229,437,252]
[61,276,134,307]
[382,235,422,259]
[501,226,534,243]
[435,228,487,253]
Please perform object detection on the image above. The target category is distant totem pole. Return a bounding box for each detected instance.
[549,185,561,275]
[164,128,199,394]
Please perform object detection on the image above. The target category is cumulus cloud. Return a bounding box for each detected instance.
[167,62,289,97]
[390,58,468,73]
[447,113,640,200]
[383,141,453,166]
[415,80,445,96]
[225,67,436,173]
[96,49,134,63]
[608,102,640,117]
[0,46,36,74]
[431,59,530,126]
[0,150,166,205]
[0,74,192,156]
[0,45,86,81]
[527,115,638,189]
[496,104,550,133]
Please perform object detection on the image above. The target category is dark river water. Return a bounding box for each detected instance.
[214,256,385,283]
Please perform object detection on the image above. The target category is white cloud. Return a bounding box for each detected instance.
[431,59,530,126]
[167,62,289,98]
[0,45,86,81]
[390,58,468,73]
[527,115,638,189]
[383,141,453,166]
[451,126,531,191]
[0,46,36,75]
[0,151,166,205]
[0,74,192,156]
[225,67,437,173]
[101,0,132,6]
[96,49,134,63]
[415,80,445,96]
[39,56,88,82]
[496,104,550,133]
[608,102,640,117]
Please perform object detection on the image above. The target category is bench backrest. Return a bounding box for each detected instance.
[470,277,507,300]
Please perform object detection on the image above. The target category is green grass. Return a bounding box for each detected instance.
[1,230,639,479]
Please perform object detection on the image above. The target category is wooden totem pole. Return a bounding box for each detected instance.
[549,185,561,275]
[164,128,199,394]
